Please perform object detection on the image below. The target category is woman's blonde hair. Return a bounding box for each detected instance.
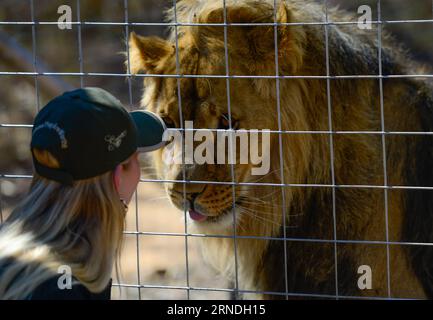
[0,149,126,299]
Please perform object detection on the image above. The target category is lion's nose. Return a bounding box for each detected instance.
[169,181,205,198]
[168,186,204,212]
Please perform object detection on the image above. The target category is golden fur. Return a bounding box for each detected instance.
[129,0,433,299]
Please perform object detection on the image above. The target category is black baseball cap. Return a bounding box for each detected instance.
[30,87,166,186]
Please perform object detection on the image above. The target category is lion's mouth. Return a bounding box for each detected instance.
[188,200,243,224]
[188,209,208,222]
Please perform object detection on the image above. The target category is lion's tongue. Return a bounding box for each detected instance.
[189,210,207,222]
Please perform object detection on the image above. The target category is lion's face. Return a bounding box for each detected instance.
[128,2,306,232]
[134,47,278,230]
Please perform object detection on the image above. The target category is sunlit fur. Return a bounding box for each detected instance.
[129,0,433,299]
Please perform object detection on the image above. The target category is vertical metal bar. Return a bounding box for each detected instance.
[124,0,133,107]
[172,0,191,300]
[76,0,84,88]
[30,0,40,111]
[28,0,38,231]
[324,0,339,299]
[272,0,289,300]
[0,181,3,224]
[222,0,240,298]
[377,0,392,298]
[123,0,142,300]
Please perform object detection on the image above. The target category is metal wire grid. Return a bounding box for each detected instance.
[0,0,432,300]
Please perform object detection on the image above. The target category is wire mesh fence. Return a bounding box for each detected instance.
[1,0,433,300]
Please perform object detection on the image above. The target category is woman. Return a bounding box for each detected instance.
[0,87,166,300]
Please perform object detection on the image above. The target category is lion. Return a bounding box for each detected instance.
[128,0,433,299]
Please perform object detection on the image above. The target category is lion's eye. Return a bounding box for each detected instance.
[219,114,239,130]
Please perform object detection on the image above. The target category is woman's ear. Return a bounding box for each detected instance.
[128,32,174,74]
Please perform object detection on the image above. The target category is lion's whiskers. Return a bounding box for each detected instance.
[236,205,299,229]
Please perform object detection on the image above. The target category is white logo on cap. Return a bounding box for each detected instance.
[33,122,68,149]
[105,130,127,151]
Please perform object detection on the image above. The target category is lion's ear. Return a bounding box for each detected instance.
[128,32,174,73]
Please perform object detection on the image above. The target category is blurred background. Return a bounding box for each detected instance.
[0,0,432,299]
